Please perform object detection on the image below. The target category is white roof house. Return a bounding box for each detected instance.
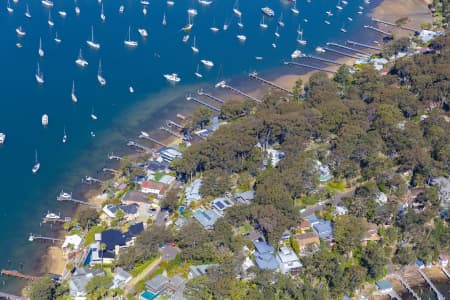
[62,234,83,251]
[276,246,302,275]
[185,179,203,206]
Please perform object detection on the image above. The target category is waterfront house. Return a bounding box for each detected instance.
[145,274,169,294]
[184,179,203,206]
[234,190,255,204]
[253,240,278,270]
[147,159,169,173]
[312,220,334,242]
[193,209,221,229]
[103,203,139,220]
[122,190,149,205]
[188,264,218,279]
[141,180,167,198]
[211,197,234,216]
[295,232,320,254]
[69,267,105,298]
[376,279,393,294]
[103,204,119,218]
[439,254,448,267]
[158,147,182,162]
[315,160,333,182]
[62,234,83,258]
[276,246,302,275]
[112,267,132,289]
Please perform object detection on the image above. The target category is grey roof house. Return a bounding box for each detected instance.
[185,179,203,206]
[234,190,255,204]
[253,240,278,270]
[313,220,334,241]
[193,209,221,229]
[112,267,132,289]
[188,264,218,279]
[69,268,105,298]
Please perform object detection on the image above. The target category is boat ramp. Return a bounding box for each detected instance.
[248,72,293,95]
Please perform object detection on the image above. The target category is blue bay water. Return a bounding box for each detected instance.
[0,0,380,292]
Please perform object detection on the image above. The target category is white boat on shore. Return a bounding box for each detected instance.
[86,26,100,49]
[201,59,214,68]
[75,49,88,67]
[164,73,181,83]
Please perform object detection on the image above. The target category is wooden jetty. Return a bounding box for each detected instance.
[137,134,168,147]
[323,47,364,59]
[127,140,153,153]
[159,126,182,138]
[364,25,393,37]
[42,216,72,224]
[108,153,123,160]
[371,18,417,32]
[248,72,293,95]
[304,55,343,66]
[56,191,100,208]
[28,233,64,243]
[417,269,445,300]
[101,168,120,175]
[0,291,26,300]
[0,270,40,281]
[283,61,337,74]
[389,274,421,300]
[346,40,382,51]
[186,95,221,112]
[326,42,371,56]
[197,89,225,103]
[215,81,262,103]
[167,120,183,129]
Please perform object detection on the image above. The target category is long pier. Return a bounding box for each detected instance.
[0,291,26,300]
[304,55,343,66]
[108,153,123,160]
[326,42,371,56]
[197,89,225,103]
[160,126,182,138]
[371,18,417,32]
[248,72,293,95]
[283,61,337,74]
[127,140,153,153]
[215,81,262,103]
[1,270,40,281]
[441,267,450,279]
[82,176,104,184]
[138,134,167,147]
[42,216,72,224]
[389,274,421,300]
[186,95,221,112]
[323,47,364,59]
[101,168,120,175]
[28,234,64,243]
[364,25,393,37]
[417,269,445,300]
[346,40,382,51]
[56,191,100,208]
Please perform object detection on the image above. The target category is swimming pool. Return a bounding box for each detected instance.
[140,290,159,300]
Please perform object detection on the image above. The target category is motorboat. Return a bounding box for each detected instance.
[0,133,5,144]
[291,4,299,15]
[336,0,343,10]
[275,26,280,38]
[272,43,277,48]
[16,26,26,36]
[297,29,307,46]
[237,34,246,42]
[163,73,181,83]
[291,49,302,59]
[75,6,80,15]
[199,0,212,6]
[182,35,190,43]
[223,23,229,31]
[59,191,72,199]
[71,80,78,103]
[210,27,219,32]
[41,114,48,127]
[75,49,88,67]
[129,86,134,93]
[119,5,124,13]
[41,0,53,7]
[140,131,149,137]
[201,59,214,68]
[237,16,244,28]
[16,43,22,48]
[261,6,274,17]
[162,13,167,26]
[45,212,60,219]
[187,8,197,16]
[97,60,106,86]
[138,28,148,37]
[347,17,353,21]
[340,26,347,33]
[86,26,100,49]
[167,1,174,6]
[35,63,44,84]
[315,46,326,53]
[124,26,138,47]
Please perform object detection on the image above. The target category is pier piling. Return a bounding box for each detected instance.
[215,81,262,103]
[127,140,153,153]
[326,42,371,56]
[248,72,293,95]
[186,95,221,112]
[56,191,100,208]
[197,89,225,103]
[283,61,337,74]
[363,25,393,37]
[346,40,382,51]
[304,55,343,66]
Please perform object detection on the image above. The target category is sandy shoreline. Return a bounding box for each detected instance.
[35,0,436,293]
